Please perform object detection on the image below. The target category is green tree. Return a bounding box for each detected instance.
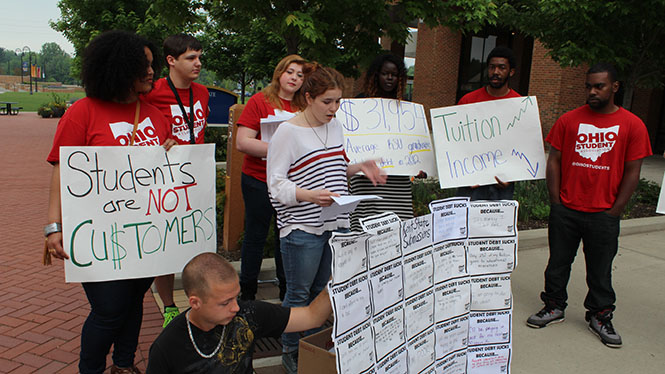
[204,0,499,77]
[51,0,203,76]
[500,0,665,109]
[39,43,74,84]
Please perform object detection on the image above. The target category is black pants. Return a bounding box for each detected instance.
[541,203,620,314]
[239,173,286,297]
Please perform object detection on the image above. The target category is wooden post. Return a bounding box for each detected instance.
[222,104,246,252]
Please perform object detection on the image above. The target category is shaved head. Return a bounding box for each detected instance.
[182,253,238,301]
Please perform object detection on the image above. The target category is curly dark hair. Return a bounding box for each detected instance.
[362,54,407,99]
[81,30,159,102]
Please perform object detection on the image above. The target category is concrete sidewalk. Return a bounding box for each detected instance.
[512,217,665,373]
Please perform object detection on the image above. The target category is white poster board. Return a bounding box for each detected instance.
[59,145,217,282]
[337,98,437,176]
[657,172,665,214]
[430,96,546,189]
[328,198,518,373]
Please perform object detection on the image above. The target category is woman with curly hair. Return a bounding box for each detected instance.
[235,55,307,301]
[349,54,416,231]
[267,63,386,373]
[45,30,175,374]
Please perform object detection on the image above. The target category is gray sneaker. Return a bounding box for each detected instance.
[282,350,298,374]
[588,311,622,348]
[526,306,565,328]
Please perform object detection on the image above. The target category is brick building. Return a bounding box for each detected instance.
[405,23,665,152]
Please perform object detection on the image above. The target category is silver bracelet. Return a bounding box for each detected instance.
[44,222,62,237]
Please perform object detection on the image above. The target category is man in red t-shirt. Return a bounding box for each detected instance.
[144,34,210,327]
[457,46,521,200]
[526,63,652,348]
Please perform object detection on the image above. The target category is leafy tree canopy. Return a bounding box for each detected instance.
[499,0,665,106]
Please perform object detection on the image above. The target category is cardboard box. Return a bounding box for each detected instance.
[298,327,336,374]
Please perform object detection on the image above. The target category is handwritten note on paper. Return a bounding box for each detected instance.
[369,259,404,314]
[330,274,372,336]
[434,278,471,322]
[468,201,518,239]
[372,304,406,361]
[337,98,437,176]
[335,321,375,374]
[401,215,433,255]
[376,345,408,374]
[59,145,216,282]
[430,96,546,189]
[435,314,469,358]
[430,197,469,243]
[330,232,369,284]
[404,289,434,339]
[467,344,511,374]
[470,274,512,310]
[467,238,516,275]
[433,240,467,283]
[436,351,467,374]
[403,248,434,298]
[367,224,402,269]
[407,328,436,374]
[468,310,511,346]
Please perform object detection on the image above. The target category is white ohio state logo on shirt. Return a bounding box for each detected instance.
[169,101,205,142]
[575,123,619,162]
[109,118,160,146]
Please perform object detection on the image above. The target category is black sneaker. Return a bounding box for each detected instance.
[526,306,565,328]
[587,310,622,348]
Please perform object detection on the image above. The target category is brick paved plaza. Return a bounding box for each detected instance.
[0,113,163,374]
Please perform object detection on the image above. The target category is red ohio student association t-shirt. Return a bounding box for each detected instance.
[237,92,294,182]
[458,87,521,105]
[143,78,210,144]
[47,97,170,163]
[546,105,652,212]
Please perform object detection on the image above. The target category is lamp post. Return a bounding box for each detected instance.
[14,48,23,84]
[23,46,32,95]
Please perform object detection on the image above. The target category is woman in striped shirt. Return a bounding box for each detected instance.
[267,63,386,373]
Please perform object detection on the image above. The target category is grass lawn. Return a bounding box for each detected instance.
[0,91,85,111]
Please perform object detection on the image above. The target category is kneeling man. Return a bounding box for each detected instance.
[147,252,331,373]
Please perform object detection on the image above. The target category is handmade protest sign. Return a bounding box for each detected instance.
[430,96,546,189]
[328,198,518,373]
[59,145,216,282]
[337,98,437,176]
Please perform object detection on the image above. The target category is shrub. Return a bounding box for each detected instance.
[38,92,69,118]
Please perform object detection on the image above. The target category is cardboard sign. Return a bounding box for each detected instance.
[337,98,437,176]
[59,145,217,282]
[430,96,546,189]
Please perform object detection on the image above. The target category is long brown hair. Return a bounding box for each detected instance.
[300,62,346,102]
[262,54,307,111]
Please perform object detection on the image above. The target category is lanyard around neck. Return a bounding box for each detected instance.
[166,76,196,144]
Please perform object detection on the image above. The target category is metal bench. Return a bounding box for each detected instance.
[11,106,23,115]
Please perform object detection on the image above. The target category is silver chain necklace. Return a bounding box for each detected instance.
[303,111,328,150]
[186,310,226,359]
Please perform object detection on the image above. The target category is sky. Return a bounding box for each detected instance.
[0,1,75,55]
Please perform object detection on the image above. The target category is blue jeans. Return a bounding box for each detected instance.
[240,173,286,299]
[79,277,153,374]
[541,203,620,315]
[280,229,334,352]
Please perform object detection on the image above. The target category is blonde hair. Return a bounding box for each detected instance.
[262,54,307,111]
